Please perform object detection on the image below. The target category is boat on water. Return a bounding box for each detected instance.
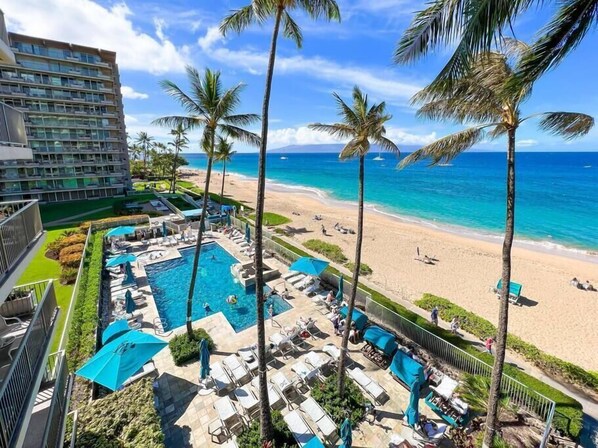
[280,156,288,160]
[373,152,384,161]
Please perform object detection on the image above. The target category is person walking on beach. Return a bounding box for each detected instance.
[450,317,460,335]
[485,337,494,355]
[430,306,439,326]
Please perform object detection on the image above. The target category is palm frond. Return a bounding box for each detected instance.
[151,115,207,130]
[537,112,594,140]
[220,5,258,35]
[399,126,486,168]
[375,136,400,155]
[298,0,341,21]
[158,79,203,116]
[308,123,355,139]
[282,11,303,48]
[339,137,369,159]
[223,113,261,127]
[218,124,261,147]
[332,92,360,129]
[214,83,245,120]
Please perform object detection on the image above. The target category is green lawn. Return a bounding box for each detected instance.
[248,212,291,227]
[133,180,170,192]
[167,196,197,211]
[18,225,77,352]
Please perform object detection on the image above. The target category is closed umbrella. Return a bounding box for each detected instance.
[105,226,136,238]
[162,221,168,237]
[125,289,137,314]
[200,217,206,233]
[336,274,344,301]
[289,257,329,277]
[75,330,167,391]
[101,320,131,345]
[405,379,422,426]
[245,222,250,243]
[122,261,135,286]
[340,418,352,448]
[199,338,211,380]
[226,213,231,227]
[106,253,137,267]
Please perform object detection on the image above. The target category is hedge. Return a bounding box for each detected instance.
[71,379,164,448]
[416,294,598,395]
[169,328,214,366]
[311,373,366,424]
[59,243,85,258]
[66,230,105,371]
[345,261,373,276]
[270,235,583,439]
[237,410,295,448]
[304,239,348,264]
[59,252,83,268]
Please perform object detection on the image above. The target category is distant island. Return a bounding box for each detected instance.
[268,143,421,154]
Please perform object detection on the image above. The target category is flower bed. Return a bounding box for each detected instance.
[169,328,214,366]
[311,373,367,424]
[237,410,296,448]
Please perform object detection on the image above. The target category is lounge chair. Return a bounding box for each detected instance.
[270,371,300,406]
[347,366,388,404]
[237,346,258,375]
[298,318,323,339]
[413,422,449,446]
[233,385,260,419]
[430,376,459,400]
[295,276,315,290]
[322,343,351,366]
[122,360,157,387]
[210,361,233,393]
[304,281,322,295]
[300,397,338,444]
[250,376,284,410]
[223,354,251,385]
[0,315,26,339]
[214,396,244,435]
[287,274,306,285]
[282,271,299,281]
[304,352,332,371]
[269,327,302,358]
[283,410,324,447]
[291,361,320,387]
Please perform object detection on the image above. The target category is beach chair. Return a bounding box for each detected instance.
[122,361,157,387]
[282,271,299,281]
[270,371,301,406]
[283,410,325,447]
[210,361,233,393]
[496,279,523,306]
[223,354,251,385]
[304,352,332,371]
[291,361,320,388]
[237,346,258,375]
[430,376,459,400]
[233,385,260,419]
[214,396,245,435]
[287,274,306,285]
[300,397,338,444]
[251,376,284,410]
[347,366,388,404]
[322,343,352,366]
[269,327,301,358]
[304,280,322,295]
[0,315,26,339]
[299,318,323,339]
[295,276,315,290]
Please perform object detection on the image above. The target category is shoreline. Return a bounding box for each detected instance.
[179,167,598,370]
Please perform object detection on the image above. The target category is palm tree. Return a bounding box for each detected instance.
[128,143,141,162]
[135,131,154,177]
[399,42,593,446]
[220,1,340,442]
[214,137,236,212]
[309,87,399,397]
[152,67,260,338]
[394,0,598,86]
[169,124,189,193]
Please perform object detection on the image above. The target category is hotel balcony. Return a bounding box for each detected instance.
[0,280,61,448]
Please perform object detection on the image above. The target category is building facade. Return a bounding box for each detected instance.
[0,12,130,202]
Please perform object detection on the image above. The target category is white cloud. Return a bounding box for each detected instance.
[198,26,224,51]
[516,139,538,147]
[3,0,191,74]
[267,125,436,149]
[121,86,149,100]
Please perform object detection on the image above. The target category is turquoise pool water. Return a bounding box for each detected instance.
[145,243,292,332]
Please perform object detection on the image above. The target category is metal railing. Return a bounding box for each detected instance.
[40,351,71,448]
[0,280,59,448]
[0,200,43,281]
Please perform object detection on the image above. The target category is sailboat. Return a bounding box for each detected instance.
[373,151,384,161]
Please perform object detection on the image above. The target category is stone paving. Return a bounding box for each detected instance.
[116,233,448,448]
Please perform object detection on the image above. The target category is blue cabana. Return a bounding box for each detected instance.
[363,326,398,356]
[496,279,523,304]
[226,213,231,227]
[340,418,352,448]
[405,383,422,426]
[339,306,368,331]
[221,205,234,213]
[390,350,425,391]
[105,226,135,238]
[290,257,330,277]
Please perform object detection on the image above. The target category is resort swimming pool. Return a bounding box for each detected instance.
[145,243,292,332]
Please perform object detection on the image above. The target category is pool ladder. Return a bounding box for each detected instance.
[153,317,172,337]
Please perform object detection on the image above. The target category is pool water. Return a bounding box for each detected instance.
[145,243,292,332]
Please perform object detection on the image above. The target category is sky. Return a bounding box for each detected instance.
[3,0,598,152]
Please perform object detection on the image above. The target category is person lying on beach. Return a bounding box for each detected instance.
[570,277,580,288]
[313,214,322,221]
[583,280,596,291]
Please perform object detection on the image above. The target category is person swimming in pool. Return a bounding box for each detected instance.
[226,294,237,305]
[203,302,211,315]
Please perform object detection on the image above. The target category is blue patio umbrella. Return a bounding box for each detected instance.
[289,257,330,277]
[121,261,136,286]
[340,418,352,448]
[405,379,422,426]
[199,338,211,380]
[125,289,137,314]
[76,330,167,391]
[101,320,131,345]
[336,275,344,301]
[162,221,168,237]
[105,226,136,238]
[106,253,137,268]
[245,222,250,243]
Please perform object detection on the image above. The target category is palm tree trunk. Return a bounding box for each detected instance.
[184,133,215,337]
[143,145,147,178]
[483,128,516,447]
[254,5,283,444]
[338,155,365,397]
[171,145,179,194]
[220,160,227,212]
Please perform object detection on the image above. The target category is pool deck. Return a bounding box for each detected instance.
[115,233,448,447]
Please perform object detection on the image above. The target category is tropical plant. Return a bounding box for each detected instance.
[169,124,189,193]
[309,86,398,396]
[399,41,593,446]
[152,67,259,338]
[220,2,341,442]
[135,131,154,177]
[128,142,142,162]
[214,136,236,212]
[457,374,516,421]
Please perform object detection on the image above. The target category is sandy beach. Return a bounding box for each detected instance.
[181,168,598,371]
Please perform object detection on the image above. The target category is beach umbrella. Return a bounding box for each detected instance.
[122,261,136,286]
[199,338,211,380]
[162,221,168,237]
[75,330,167,391]
[245,222,250,243]
[106,253,137,268]
[340,418,352,448]
[101,320,131,345]
[125,289,137,314]
[105,226,136,238]
[405,380,422,426]
[226,213,231,227]
[289,257,330,277]
[336,275,344,301]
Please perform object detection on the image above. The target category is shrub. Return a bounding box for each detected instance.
[345,261,373,276]
[304,239,348,264]
[60,267,79,285]
[169,328,214,366]
[311,373,366,424]
[59,252,83,268]
[59,243,85,258]
[237,410,296,448]
[61,229,79,237]
[72,379,164,448]
[63,233,87,246]
[248,212,291,227]
[79,214,149,233]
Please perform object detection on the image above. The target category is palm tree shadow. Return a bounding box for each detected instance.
[283,226,313,236]
[155,373,196,447]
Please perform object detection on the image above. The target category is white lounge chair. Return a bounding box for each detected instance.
[300,397,338,444]
[270,371,300,405]
[210,361,233,393]
[122,361,157,387]
[233,385,259,418]
[298,318,323,339]
[284,410,323,447]
[214,396,244,435]
[304,281,322,295]
[291,361,320,387]
[304,352,331,371]
[282,271,298,280]
[347,366,387,404]
[430,376,459,400]
[287,274,306,285]
[295,276,314,290]
[237,346,258,375]
[250,376,284,410]
[223,354,251,385]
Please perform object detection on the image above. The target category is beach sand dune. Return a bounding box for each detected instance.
[182,168,598,371]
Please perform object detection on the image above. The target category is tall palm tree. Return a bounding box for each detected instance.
[220,1,340,442]
[399,42,593,447]
[135,131,154,178]
[168,124,189,193]
[309,87,399,397]
[128,143,141,162]
[394,0,598,86]
[214,137,236,212]
[152,67,260,338]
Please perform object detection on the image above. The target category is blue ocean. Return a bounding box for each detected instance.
[183,152,598,253]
